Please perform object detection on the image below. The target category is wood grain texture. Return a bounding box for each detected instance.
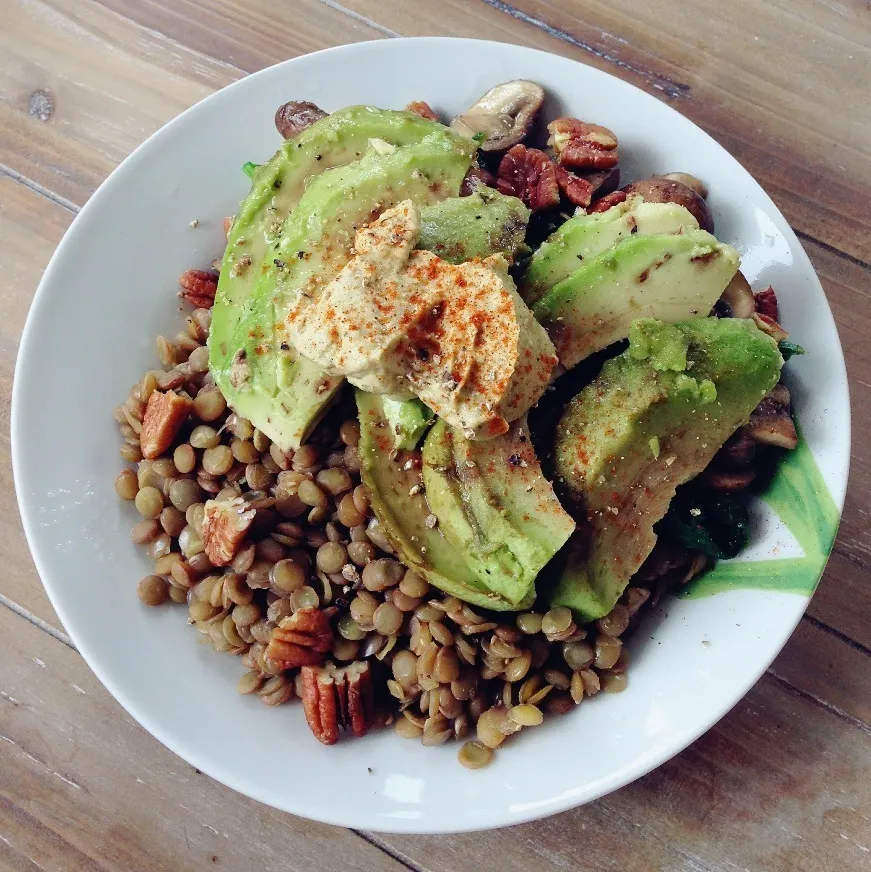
[2,603,868,872]
[0,607,411,872]
[0,176,71,628]
[0,1,869,869]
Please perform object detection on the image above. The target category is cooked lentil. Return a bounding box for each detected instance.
[114,284,671,769]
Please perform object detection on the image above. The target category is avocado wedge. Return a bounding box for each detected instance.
[358,391,573,611]
[211,127,477,449]
[532,230,740,369]
[422,418,575,608]
[549,317,783,621]
[211,106,454,373]
[521,197,700,304]
[418,187,530,264]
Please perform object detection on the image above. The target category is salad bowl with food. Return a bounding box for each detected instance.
[12,38,849,833]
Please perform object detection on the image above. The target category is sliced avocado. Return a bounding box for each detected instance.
[211,106,452,374]
[549,317,782,621]
[532,230,739,370]
[213,129,477,449]
[357,390,520,610]
[417,187,530,264]
[382,396,433,451]
[422,417,575,607]
[522,197,700,304]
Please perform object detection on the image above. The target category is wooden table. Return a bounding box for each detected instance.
[1,1,869,869]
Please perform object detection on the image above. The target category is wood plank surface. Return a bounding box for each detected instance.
[2,598,869,872]
[1,1,869,870]
[0,607,409,872]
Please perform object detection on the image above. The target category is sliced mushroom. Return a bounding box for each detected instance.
[719,271,756,319]
[451,81,545,152]
[621,176,714,232]
[659,172,708,199]
[713,429,758,469]
[700,468,757,491]
[745,414,799,449]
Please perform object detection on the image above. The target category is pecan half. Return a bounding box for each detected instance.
[179,269,218,308]
[548,118,619,171]
[266,608,333,669]
[405,100,439,122]
[554,166,594,207]
[460,164,497,196]
[301,660,374,745]
[496,145,560,211]
[140,390,192,459]
[274,101,327,139]
[754,287,779,321]
[554,165,621,207]
[201,496,256,566]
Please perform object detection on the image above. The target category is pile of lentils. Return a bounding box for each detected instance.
[114,303,651,768]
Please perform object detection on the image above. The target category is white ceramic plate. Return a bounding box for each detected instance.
[12,38,850,833]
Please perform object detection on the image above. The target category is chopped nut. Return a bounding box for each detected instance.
[140,390,191,459]
[178,269,218,308]
[301,660,374,745]
[425,513,439,529]
[754,287,780,321]
[201,496,256,565]
[496,145,560,211]
[751,312,789,342]
[223,215,235,239]
[405,100,439,122]
[587,190,628,213]
[266,608,333,669]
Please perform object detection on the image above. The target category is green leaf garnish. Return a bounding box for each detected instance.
[471,132,487,144]
[242,161,260,179]
[659,490,750,560]
[778,340,806,361]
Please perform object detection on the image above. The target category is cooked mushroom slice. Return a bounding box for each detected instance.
[745,414,799,449]
[622,176,714,232]
[659,172,708,199]
[451,81,545,152]
[719,271,756,319]
[700,468,757,491]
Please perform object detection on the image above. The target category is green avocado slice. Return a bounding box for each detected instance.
[210,106,452,374]
[212,128,477,449]
[417,187,530,264]
[521,197,699,304]
[357,390,519,611]
[532,230,739,369]
[422,418,575,608]
[549,317,783,621]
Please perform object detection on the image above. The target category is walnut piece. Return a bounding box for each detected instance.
[178,269,218,309]
[140,390,191,459]
[405,100,439,122]
[301,660,374,745]
[496,145,560,211]
[265,608,333,669]
[547,117,619,170]
[274,101,327,139]
[201,496,256,566]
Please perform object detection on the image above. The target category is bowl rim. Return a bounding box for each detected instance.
[11,36,850,833]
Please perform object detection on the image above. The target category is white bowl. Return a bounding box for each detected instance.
[12,38,850,833]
